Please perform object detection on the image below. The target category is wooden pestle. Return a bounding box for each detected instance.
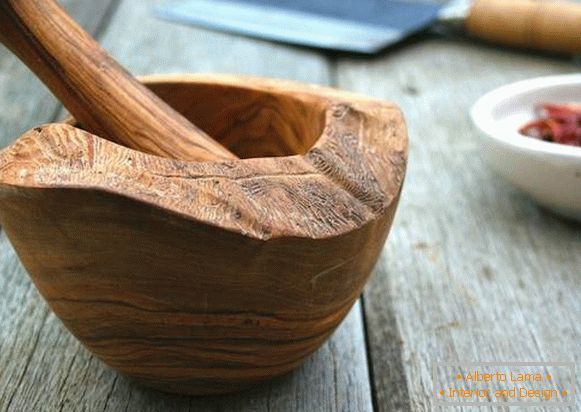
[0,0,237,162]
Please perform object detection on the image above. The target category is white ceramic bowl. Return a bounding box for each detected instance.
[471,74,581,222]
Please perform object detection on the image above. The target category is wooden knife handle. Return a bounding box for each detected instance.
[0,0,237,161]
[466,0,581,55]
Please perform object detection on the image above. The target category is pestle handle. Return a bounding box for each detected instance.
[0,0,237,162]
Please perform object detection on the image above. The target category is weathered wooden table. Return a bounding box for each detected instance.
[1,1,579,411]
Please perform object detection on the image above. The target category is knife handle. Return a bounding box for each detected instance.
[466,0,581,55]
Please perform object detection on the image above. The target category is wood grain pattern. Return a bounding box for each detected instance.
[77,3,375,407]
[0,74,407,394]
[337,39,581,411]
[5,0,579,409]
[0,1,119,411]
[1,1,375,409]
[0,0,235,161]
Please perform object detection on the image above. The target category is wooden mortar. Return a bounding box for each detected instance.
[0,74,407,394]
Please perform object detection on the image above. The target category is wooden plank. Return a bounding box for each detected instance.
[0,0,373,411]
[337,39,581,411]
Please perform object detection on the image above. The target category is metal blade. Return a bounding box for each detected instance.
[155,0,444,54]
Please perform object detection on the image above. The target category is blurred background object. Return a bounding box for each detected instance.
[471,74,581,222]
[156,0,581,54]
[156,0,443,53]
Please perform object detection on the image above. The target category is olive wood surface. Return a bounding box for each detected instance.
[0,0,376,409]
[0,74,407,394]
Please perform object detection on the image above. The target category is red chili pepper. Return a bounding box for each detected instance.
[519,103,581,147]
